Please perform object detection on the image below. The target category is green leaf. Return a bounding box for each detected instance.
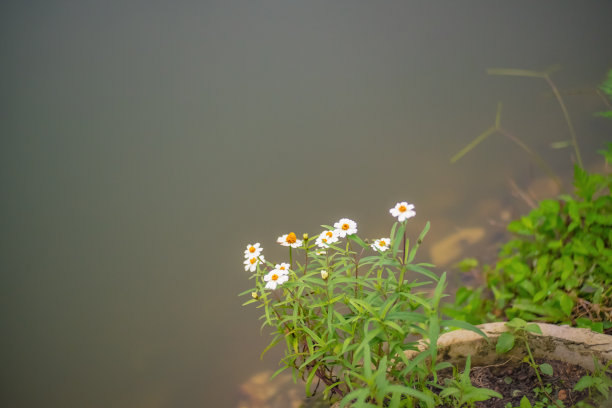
[519,280,535,296]
[348,234,369,249]
[385,385,435,408]
[520,395,533,408]
[392,223,406,258]
[496,332,515,354]
[339,388,369,408]
[269,365,289,380]
[439,387,460,398]
[406,264,439,282]
[442,319,489,340]
[539,363,553,376]
[573,375,595,391]
[406,221,430,263]
[432,272,447,308]
[525,323,542,334]
[305,361,322,396]
[260,334,284,360]
[597,142,612,164]
[507,318,527,329]
[559,293,574,316]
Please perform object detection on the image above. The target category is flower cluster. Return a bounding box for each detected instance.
[244,203,415,292]
[263,263,290,290]
[240,201,441,405]
[243,243,264,272]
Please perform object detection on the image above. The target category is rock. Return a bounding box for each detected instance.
[237,370,303,408]
[429,227,485,265]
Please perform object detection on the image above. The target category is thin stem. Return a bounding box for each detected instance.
[303,243,309,276]
[523,334,563,408]
[596,89,612,111]
[498,127,562,189]
[544,74,583,168]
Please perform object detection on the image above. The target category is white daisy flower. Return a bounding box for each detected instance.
[244,255,265,272]
[272,263,290,275]
[263,270,289,290]
[277,232,303,248]
[244,243,263,258]
[315,230,339,248]
[371,238,391,252]
[333,218,358,237]
[389,202,416,222]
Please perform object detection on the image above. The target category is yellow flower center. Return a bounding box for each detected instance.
[322,238,328,243]
[286,232,297,244]
[399,205,407,212]
[342,223,349,230]
[279,266,286,270]
[250,258,256,264]
[325,231,333,238]
[249,246,256,253]
[271,274,279,281]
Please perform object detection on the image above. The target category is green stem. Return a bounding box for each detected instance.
[303,244,309,276]
[523,334,563,408]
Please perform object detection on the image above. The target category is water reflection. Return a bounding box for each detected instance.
[1,1,611,407]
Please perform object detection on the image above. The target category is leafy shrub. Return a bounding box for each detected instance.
[241,204,492,407]
[448,144,612,333]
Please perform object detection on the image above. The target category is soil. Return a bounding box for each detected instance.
[438,358,598,408]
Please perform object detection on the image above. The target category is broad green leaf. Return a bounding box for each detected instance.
[539,363,553,376]
[525,323,542,334]
[520,395,533,408]
[573,375,595,391]
[506,318,527,329]
[496,332,515,353]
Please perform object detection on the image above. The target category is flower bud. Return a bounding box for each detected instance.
[320,270,329,280]
[302,233,309,241]
[251,292,259,299]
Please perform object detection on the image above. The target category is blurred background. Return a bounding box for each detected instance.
[1,1,611,407]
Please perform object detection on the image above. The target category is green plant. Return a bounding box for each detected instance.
[438,355,503,407]
[240,203,492,407]
[449,145,612,331]
[596,69,612,119]
[496,318,562,408]
[447,67,612,331]
[573,358,612,407]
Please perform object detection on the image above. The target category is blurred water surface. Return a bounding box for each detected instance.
[1,1,611,407]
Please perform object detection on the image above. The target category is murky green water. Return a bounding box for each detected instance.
[1,1,611,407]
